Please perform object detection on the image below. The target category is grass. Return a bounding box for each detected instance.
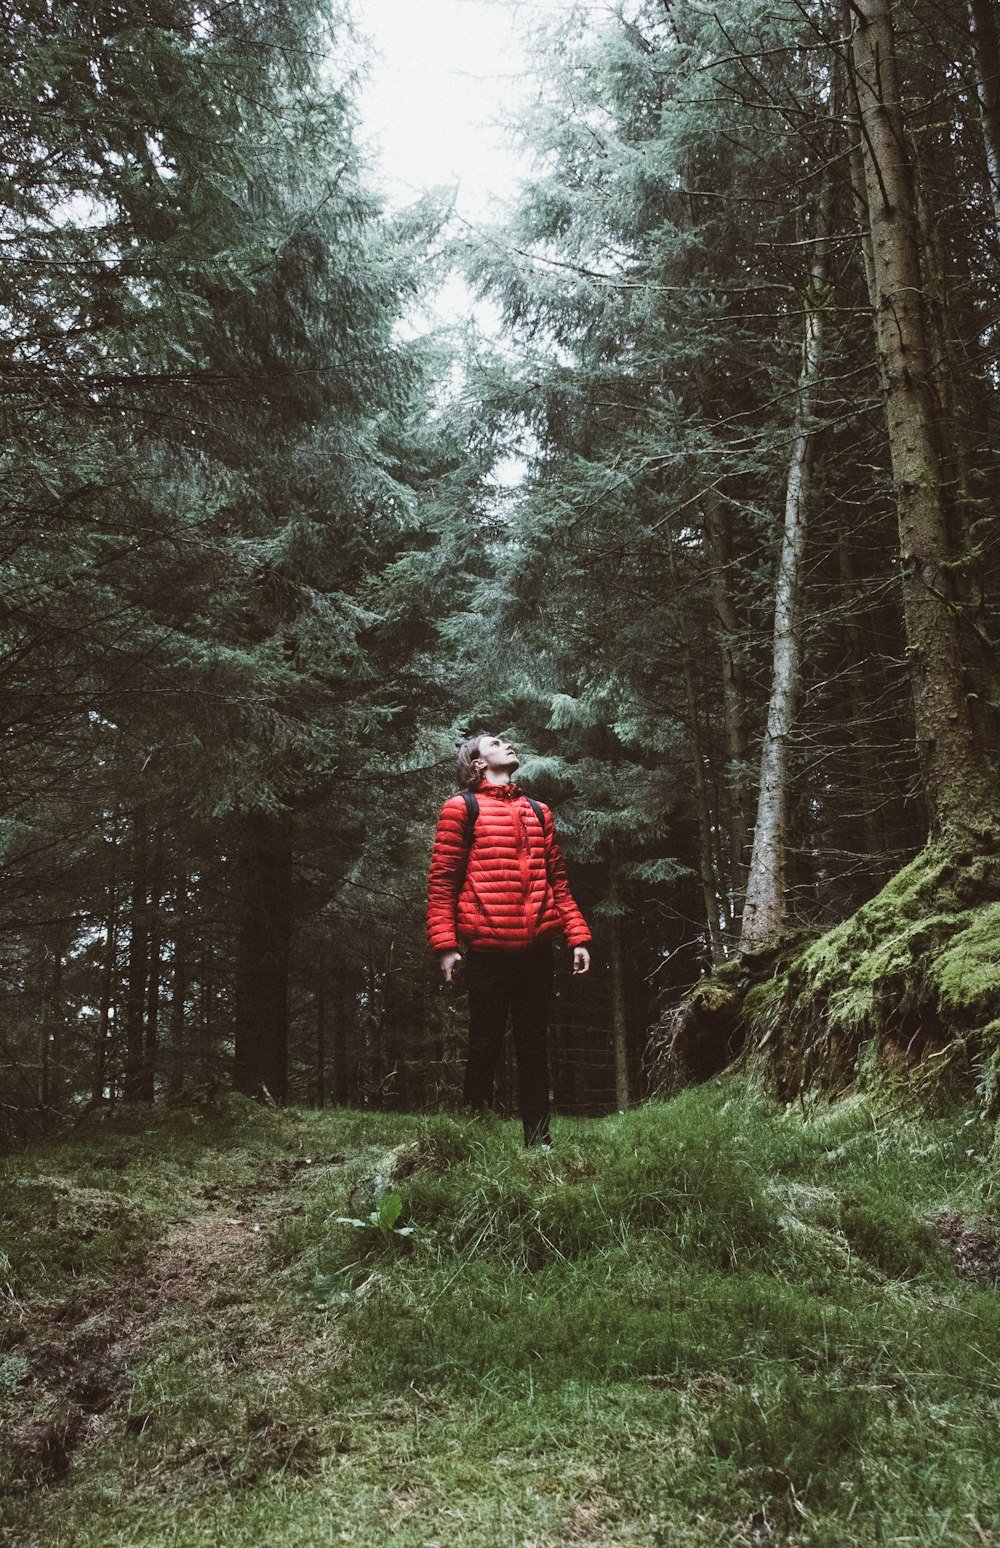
[2,1084,999,1546]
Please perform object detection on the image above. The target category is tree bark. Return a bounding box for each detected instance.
[847,0,998,838]
[93,845,120,1106]
[742,201,830,945]
[123,812,150,1103]
[168,878,188,1103]
[703,487,750,905]
[969,0,1000,232]
[607,848,632,1109]
[140,825,165,1102]
[199,940,218,1091]
[836,530,892,880]
[333,974,351,1105]
[234,807,294,1103]
[683,652,726,963]
[40,941,63,1124]
[609,918,631,1110]
[315,939,327,1108]
[664,527,727,964]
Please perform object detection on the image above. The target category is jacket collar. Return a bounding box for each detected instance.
[475,779,521,800]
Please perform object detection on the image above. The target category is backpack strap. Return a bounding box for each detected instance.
[524,796,551,882]
[460,789,479,841]
[525,796,545,831]
[456,790,479,890]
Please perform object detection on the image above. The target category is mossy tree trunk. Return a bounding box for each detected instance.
[847,0,999,842]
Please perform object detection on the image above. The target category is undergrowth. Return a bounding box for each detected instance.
[2,1085,999,1547]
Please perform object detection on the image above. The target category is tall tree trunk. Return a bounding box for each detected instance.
[911,170,998,749]
[168,877,188,1103]
[123,811,149,1103]
[371,937,392,1099]
[315,939,327,1108]
[836,531,892,880]
[847,0,998,838]
[969,0,1000,232]
[684,654,726,964]
[40,941,63,1124]
[848,138,877,304]
[199,941,217,1091]
[140,825,165,1102]
[93,844,120,1106]
[333,974,351,1105]
[609,919,631,1111]
[742,205,830,945]
[703,487,750,906]
[665,529,726,964]
[234,807,294,1103]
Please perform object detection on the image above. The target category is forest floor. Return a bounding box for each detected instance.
[2,1086,1000,1548]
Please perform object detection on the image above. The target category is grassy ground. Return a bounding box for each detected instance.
[2,1084,999,1547]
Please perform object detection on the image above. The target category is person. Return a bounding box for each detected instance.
[427,732,591,1147]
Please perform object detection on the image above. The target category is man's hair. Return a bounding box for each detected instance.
[455,732,489,792]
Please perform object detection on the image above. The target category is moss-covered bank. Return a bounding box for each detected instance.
[654,844,1000,1108]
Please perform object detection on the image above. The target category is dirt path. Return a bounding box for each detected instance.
[2,1163,333,1493]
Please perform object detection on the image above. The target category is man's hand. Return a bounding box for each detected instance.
[439,950,462,983]
[573,947,591,976]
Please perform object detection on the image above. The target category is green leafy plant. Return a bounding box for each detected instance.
[335,1191,414,1244]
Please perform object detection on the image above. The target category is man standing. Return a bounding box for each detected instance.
[427,732,591,1147]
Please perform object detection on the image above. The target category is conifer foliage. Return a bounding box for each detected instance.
[454,0,999,1084]
[0,0,430,1131]
[1,0,998,1136]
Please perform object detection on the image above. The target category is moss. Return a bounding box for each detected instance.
[839,1190,947,1279]
[929,902,1000,1015]
[743,979,781,1020]
[647,977,744,1091]
[735,844,1000,1102]
[0,1175,155,1296]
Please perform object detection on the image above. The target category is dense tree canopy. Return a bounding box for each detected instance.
[2,0,998,1141]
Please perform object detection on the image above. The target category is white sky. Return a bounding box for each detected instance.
[355,0,531,225]
[353,1,582,485]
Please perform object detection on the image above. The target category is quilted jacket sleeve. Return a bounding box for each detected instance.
[426,796,468,953]
[541,805,592,948]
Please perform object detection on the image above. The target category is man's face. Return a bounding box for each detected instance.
[476,734,519,775]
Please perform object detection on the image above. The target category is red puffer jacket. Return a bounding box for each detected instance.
[427,782,591,953]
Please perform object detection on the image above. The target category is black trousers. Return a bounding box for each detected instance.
[463,941,554,1146]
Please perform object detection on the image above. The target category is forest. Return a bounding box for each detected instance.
[4,2,1000,1543]
[2,0,998,1136]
